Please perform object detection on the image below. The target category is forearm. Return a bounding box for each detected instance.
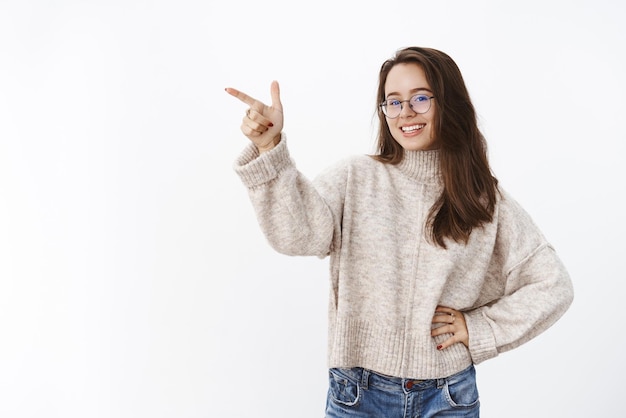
[234,135,336,256]
[465,244,574,364]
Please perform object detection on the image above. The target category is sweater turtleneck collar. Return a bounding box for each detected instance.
[396,149,443,184]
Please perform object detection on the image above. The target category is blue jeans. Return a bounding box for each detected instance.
[325,365,479,417]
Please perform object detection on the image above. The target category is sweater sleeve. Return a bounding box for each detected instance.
[464,195,574,364]
[232,134,339,257]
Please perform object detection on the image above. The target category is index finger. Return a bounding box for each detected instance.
[225,87,261,108]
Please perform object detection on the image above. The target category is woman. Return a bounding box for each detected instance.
[226,47,573,417]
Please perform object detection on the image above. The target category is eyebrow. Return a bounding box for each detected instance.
[385,87,433,98]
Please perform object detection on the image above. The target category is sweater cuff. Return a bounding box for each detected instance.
[232,133,292,188]
[464,308,499,364]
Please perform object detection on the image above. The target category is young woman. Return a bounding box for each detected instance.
[226,47,573,417]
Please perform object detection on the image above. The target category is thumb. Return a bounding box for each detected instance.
[270,80,282,111]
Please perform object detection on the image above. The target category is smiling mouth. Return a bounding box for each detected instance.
[401,124,425,133]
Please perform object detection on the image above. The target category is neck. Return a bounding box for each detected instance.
[397,149,442,184]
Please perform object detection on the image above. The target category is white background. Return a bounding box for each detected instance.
[1,0,624,417]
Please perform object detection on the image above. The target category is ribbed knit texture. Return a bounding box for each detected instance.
[234,134,574,379]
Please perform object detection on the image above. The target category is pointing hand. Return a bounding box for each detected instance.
[225,80,283,153]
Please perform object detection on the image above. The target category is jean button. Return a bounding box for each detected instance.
[406,381,414,389]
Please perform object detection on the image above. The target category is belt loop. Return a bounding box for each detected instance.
[360,368,370,390]
[436,377,446,389]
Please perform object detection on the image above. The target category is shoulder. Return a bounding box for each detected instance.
[316,154,383,178]
[492,186,549,254]
[330,153,382,169]
[495,188,539,229]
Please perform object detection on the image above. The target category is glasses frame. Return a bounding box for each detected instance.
[379,94,435,119]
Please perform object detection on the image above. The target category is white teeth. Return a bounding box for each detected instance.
[401,124,425,132]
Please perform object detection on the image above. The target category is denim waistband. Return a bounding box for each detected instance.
[330,364,475,393]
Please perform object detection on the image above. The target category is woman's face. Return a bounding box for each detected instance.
[383,63,438,151]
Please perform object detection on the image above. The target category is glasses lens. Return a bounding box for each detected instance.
[382,100,401,118]
[410,95,431,114]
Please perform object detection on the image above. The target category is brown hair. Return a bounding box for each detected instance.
[373,46,498,248]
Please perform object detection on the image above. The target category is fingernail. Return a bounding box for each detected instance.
[437,345,443,350]
[268,122,274,127]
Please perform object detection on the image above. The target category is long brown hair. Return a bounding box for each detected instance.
[373,47,498,248]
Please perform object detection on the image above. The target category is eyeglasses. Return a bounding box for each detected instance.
[379,94,435,118]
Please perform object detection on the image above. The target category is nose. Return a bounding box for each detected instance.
[399,101,416,117]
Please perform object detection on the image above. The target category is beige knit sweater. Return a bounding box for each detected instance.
[234,135,574,379]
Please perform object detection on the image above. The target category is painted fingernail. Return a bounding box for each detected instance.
[437,345,443,350]
[268,122,274,127]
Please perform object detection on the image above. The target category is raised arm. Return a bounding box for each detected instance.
[229,82,340,257]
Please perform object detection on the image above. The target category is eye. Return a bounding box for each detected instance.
[387,99,401,106]
[412,95,429,103]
